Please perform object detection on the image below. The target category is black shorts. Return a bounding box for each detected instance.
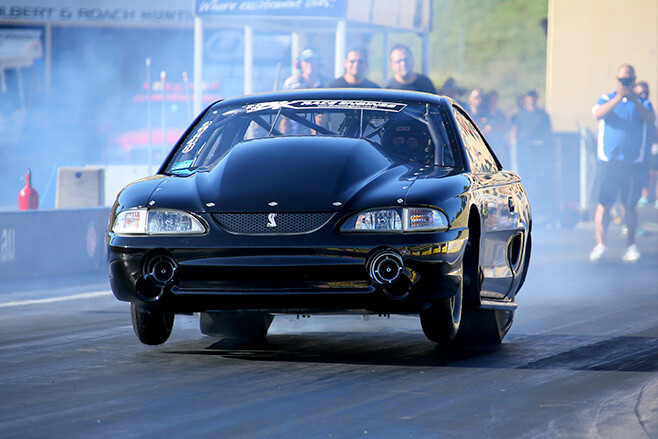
[593,160,644,207]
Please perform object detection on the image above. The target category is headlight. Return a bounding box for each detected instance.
[112,208,206,235]
[405,207,449,231]
[340,208,448,233]
[341,209,402,232]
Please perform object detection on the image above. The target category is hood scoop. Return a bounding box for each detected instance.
[195,136,396,212]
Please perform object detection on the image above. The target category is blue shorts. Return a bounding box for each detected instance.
[593,160,644,207]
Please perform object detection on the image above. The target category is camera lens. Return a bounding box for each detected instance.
[619,77,633,86]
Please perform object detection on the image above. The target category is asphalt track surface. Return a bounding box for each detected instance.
[1,215,657,438]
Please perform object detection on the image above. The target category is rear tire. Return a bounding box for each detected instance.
[454,308,514,345]
[200,311,274,342]
[453,215,514,345]
[421,212,514,345]
[131,303,174,345]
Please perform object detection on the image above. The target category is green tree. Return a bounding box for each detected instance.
[431,0,548,112]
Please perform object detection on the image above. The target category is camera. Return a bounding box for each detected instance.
[618,77,634,86]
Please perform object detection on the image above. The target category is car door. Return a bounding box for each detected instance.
[452,107,518,299]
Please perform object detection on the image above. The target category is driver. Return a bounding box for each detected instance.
[381,117,432,164]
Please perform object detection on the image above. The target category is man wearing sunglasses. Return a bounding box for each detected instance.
[590,64,656,263]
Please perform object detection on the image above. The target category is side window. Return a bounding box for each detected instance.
[453,109,499,174]
[429,109,459,169]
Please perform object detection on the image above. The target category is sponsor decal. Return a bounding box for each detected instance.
[182,120,213,153]
[196,0,345,17]
[244,100,406,113]
[171,160,194,171]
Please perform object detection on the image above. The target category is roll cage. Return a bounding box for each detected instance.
[164,100,463,175]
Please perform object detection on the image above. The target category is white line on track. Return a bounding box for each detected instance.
[0,291,113,308]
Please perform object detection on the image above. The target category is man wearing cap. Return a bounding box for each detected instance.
[384,44,436,94]
[328,47,379,88]
[282,47,324,90]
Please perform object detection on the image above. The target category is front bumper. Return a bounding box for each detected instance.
[108,228,467,315]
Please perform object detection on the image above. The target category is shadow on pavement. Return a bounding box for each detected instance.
[161,330,658,373]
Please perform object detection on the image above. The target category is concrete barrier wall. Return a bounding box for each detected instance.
[55,165,150,208]
[0,207,111,280]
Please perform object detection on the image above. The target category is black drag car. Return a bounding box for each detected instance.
[107,88,531,346]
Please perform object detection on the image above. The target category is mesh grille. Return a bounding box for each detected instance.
[213,212,335,235]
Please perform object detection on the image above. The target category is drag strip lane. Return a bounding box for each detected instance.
[1,222,657,438]
[0,291,112,308]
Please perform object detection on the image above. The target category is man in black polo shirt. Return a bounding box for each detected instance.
[328,47,379,88]
[384,44,436,94]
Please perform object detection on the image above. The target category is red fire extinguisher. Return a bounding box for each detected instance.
[18,168,39,210]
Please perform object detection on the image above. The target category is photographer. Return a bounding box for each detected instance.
[589,64,656,263]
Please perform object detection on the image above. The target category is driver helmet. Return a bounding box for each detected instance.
[382,116,431,163]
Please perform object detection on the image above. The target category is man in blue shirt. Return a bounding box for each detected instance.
[590,64,656,262]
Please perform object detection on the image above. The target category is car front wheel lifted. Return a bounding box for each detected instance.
[130,303,174,345]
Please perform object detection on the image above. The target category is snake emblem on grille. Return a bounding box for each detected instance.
[266,213,278,228]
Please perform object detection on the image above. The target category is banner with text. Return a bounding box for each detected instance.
[0,0,194,25]
[196,0,346,17]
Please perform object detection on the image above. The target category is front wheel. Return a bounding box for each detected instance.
[130,303,174,345]
[419,291,463,343]
[420,227,475,344]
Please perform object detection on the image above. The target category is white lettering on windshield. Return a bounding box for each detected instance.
[182,121,213,153]
[244,100,406,113]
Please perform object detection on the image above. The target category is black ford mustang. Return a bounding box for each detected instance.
[107,88,531,346]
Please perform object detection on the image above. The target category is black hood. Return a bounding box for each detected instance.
[147,137,420,213]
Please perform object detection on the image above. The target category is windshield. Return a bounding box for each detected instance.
[164,99,460,175]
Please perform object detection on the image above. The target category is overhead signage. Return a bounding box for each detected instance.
[0,0,428,31]
[0,1,194,25]
[196,0,347,17]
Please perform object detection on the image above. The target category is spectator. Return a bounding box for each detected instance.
[589,64,656,262]
[327,47,379,88]
[279,48,326,135]
[635,80,650,99]
[509,90,553,221]
[515,93,525,112]
[384,44,436,93]
[509,90,552,169]
[438,77,467,107]
[282,47,324,90]
[466,88,490,128]
[466,88,509,167]
[634,81,658,209]
[509,90,552,158]
[487,90,506,126]
[486,90,509,167]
